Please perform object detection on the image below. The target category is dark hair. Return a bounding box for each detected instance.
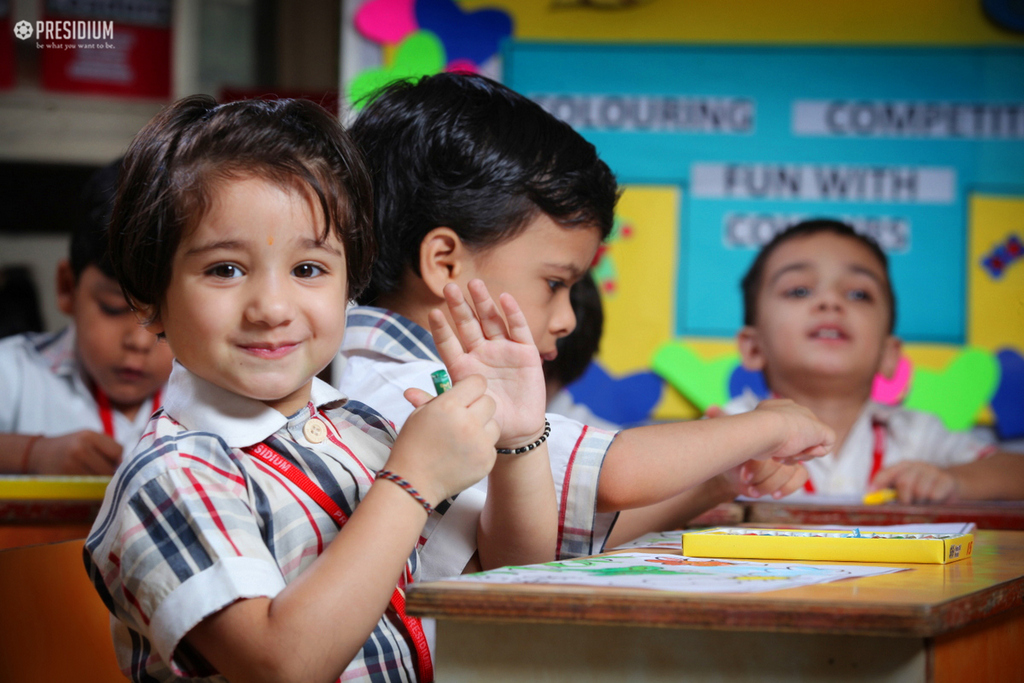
[349,72,619,305]
[741,218,896,332]
[109,95,374,322]
[70,159,121,281]
[545,271,604,388]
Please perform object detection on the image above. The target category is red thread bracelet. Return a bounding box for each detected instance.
[376,469,434,514]
[20,435,42,474]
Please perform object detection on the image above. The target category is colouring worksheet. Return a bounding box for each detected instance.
[447,552,904,593]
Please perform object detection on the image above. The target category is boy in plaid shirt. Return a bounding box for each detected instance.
[84,95,555,682]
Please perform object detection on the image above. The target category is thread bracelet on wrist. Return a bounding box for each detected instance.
[496,418,551,455]
[376,469,434,514]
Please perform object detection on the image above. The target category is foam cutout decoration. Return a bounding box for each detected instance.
[903,347,1000,432]
[992,348,1024,439]
[348,30,445,109]
[871,356,913,405]
[566,362,663,426]
[354,0,418,45]
[651,341,738,411]
[415,0,513,66]
[728,365,768,401]
[446,58,479,73]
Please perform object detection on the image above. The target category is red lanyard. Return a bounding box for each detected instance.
[245,438,434,682]
[803,420,886,494]
[92,386,162,440]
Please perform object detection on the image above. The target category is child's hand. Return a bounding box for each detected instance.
[392,374,500,505]
[752,398,836,464]
[26,431,122,475]
[728,459,809,499]
[429,280,547,452]
[870,462,957,504]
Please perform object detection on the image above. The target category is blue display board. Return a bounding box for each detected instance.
[505,45,1024,343]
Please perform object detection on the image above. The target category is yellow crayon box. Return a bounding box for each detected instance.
[682,527,974,564]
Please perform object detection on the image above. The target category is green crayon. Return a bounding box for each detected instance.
[431,369,452,395]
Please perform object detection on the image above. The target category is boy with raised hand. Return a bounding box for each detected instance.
[728,218,1024,503]
[336,72,834,571]
[0,160,173,475]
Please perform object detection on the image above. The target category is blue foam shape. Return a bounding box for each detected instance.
[565,361,663,426]
[992,348,1024,439]
[729,365,769,400]
[415,0,512,66]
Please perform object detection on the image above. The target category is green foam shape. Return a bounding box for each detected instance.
[348,30,446,109]
[651,341,738,411]
[903,347,1000,431]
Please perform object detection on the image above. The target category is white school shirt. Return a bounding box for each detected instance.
[334,306,619,581]
[0,327,161,451]
[723,390,996,496]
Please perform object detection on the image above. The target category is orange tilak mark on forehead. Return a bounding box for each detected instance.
[268,236,274,246]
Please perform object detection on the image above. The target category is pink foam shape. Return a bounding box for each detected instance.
[872,356,912,405]
[445,58,479,74]
[354,0,418,45]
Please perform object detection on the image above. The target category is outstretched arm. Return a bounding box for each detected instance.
[431,280,557,568]
[597,399,833,513]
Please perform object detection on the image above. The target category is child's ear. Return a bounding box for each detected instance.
[736,326,767,371]
[55,259,77,316]
[878,335,903,379]
[419,227,467,298]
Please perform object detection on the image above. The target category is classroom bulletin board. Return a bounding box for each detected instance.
[345,0,1024,437]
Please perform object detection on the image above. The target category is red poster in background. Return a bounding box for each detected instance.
[39,9,171,99]
[0,12,14,90]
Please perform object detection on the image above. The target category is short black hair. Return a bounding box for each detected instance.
[70,159,121,281]
[349,72,619,305]
[108,95,374,323]
[545,271,603,389]
[741,218,896,332]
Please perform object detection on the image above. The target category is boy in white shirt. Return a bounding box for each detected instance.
[726,218,1024,503]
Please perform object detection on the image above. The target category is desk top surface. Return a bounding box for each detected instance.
[408,529,1024,637]
[745,499,1024,530]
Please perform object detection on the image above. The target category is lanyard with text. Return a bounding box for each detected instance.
[244,441,434,683]
[92,385,162,440]
[803,420,886,494]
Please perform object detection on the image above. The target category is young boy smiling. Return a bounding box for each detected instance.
[85,96,552,682]
[727,219,1024,503]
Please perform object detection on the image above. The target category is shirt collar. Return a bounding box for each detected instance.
[342,306,441,363]
[34,325,78,378]
[162,361,347,448]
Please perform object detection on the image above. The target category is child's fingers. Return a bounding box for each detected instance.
[467,279,509,340]
[443,283,486,349]
[444,373,489,405]
[466,392,497,425]
[403,387,435,409]
[428,308,468,366]
[498,292,535,345]
[704,405,725,419]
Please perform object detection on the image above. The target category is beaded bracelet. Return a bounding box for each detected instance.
[496,419,551,455]
[376,469,434,515]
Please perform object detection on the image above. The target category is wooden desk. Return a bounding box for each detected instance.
[746,499,1024,530]
[408,530,1024,683]
[0,476,107,550]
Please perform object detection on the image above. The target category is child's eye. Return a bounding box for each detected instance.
[207,263,242,279]
[848,289,873,302]
[293,263,324,278]
[547,279,566,293]
[783,286,811,298]
[99,303,132,316]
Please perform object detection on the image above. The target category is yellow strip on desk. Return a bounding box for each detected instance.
[0,476,110,500]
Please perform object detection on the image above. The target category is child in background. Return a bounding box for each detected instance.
[85,96,552,682]
[543,272,617,432]
[337,72,832,574]
[727,218,1024,503]
[0,160,172,475]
